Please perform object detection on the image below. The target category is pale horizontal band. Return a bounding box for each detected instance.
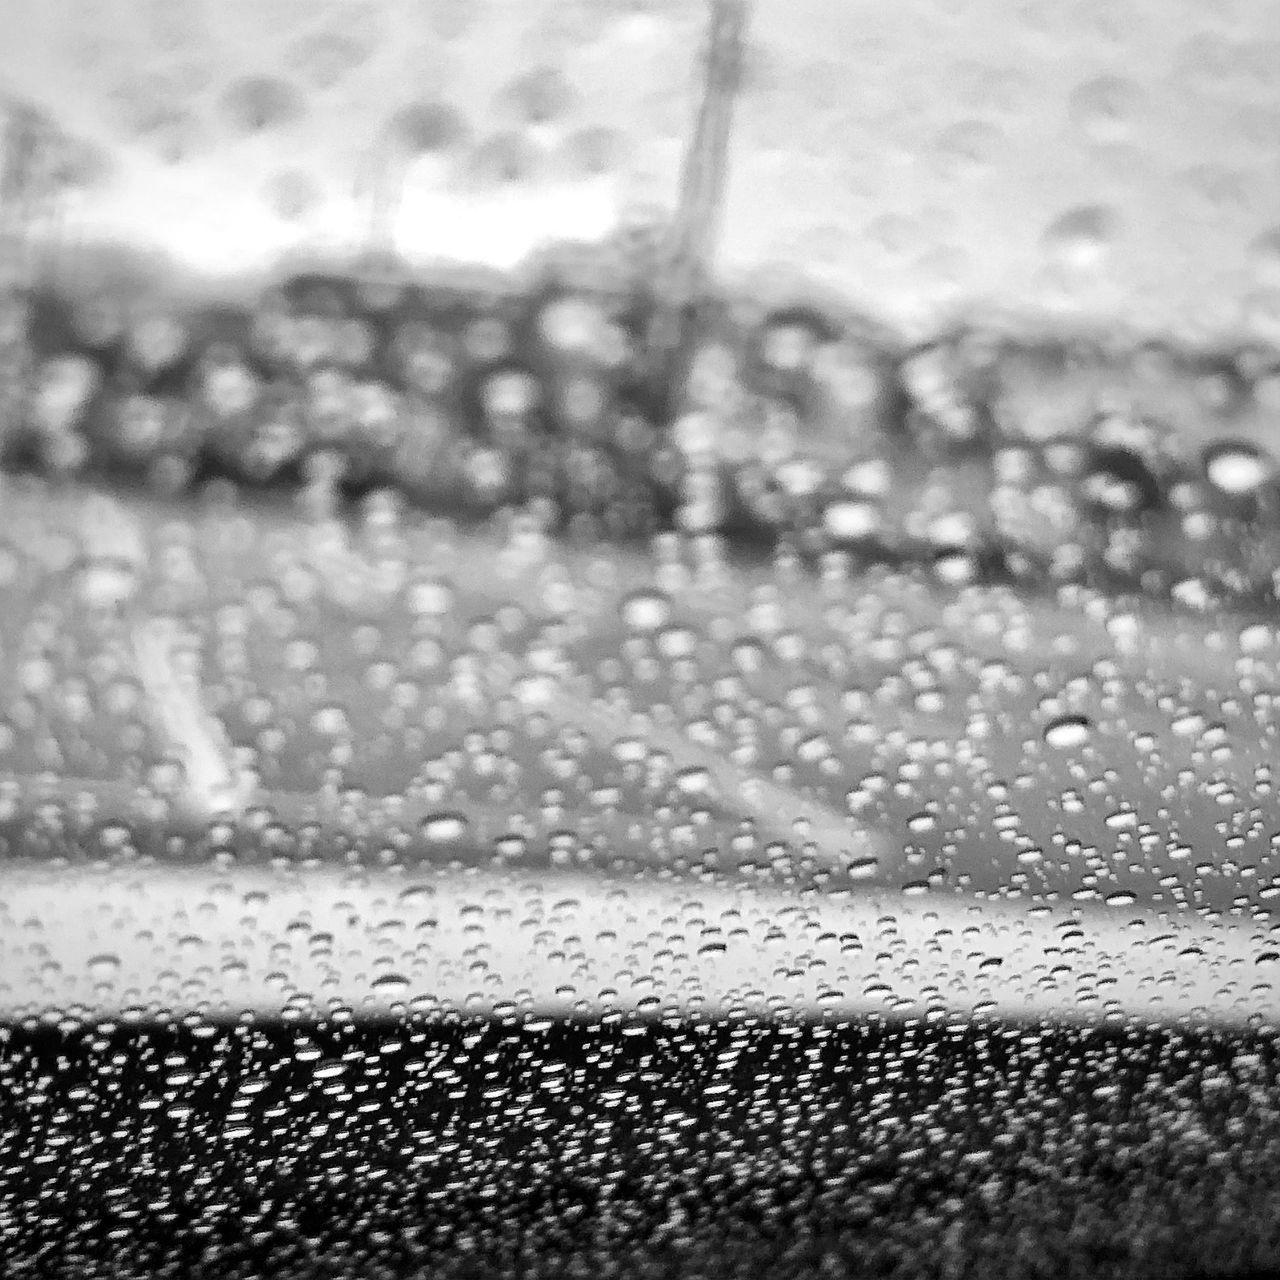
[3,862,1275,1030]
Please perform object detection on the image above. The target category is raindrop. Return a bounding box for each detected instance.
[218,75,304,135]
[421,812,469,842]
[1248,227,1280,287]
[1044,714,1093,750]
[933,549,977,585]
[87,954,122,981]
[496,66,580,124]
[386,101,470,155]
[463,131,542,188]
[620,588,673,633]
[557,125,629,177]
[933,119,1002,179]
[1068,74,1142,142]
[1204,440,1273,495]
[286,29,374,89]
[674,766,713,796]
[1041,204,1120,271]
[312,705,350,736]
[264,168,320,220]
[423,0,474,40]
[824,500,882,542]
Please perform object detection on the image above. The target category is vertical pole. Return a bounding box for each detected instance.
[0,104,44,291]
[648,0,750,423]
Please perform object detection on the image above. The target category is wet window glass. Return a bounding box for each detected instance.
[3,2,1280,1277]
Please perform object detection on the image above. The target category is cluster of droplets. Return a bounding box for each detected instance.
[6,354,1280,1272]
[7,239,1280,604]
[5,465,1280,944]
[6,6,1280,1275]
[3,1015,1280,1278]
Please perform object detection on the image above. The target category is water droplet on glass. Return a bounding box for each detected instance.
[1204,440,1272,495]
[421,812,469,843]
[620,588,673,633]
[674,766,713,796]
[1068,74,1142,142]
[1041,204,1120,272]
[87,954,122,981]
[1044,714,1093,750]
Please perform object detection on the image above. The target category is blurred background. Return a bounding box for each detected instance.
[0,0,1278,344]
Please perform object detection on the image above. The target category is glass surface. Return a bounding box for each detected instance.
[3,3,1280,1277]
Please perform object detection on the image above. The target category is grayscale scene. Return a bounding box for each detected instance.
[2,2,1280,1277]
